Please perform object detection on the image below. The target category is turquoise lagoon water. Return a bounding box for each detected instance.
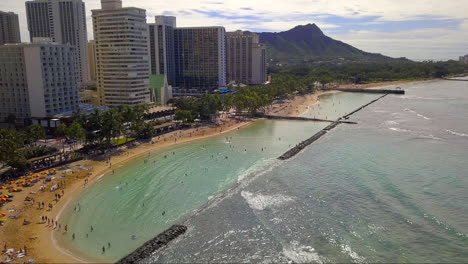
[150,80,468,263]
[60,92,380,261]
[61,79,468,263]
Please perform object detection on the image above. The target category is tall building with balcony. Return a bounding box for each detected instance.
[148,16,176,86]
[88,40,97,81]
[173,27,226,96]
[26,0,89,83]
[0,39,79,123]
[92,0,151,106]
[226,31,267,85]
[0,11,21,45]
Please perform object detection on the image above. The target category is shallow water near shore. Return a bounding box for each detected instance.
[58,91,380,261]
[148,79,468,263]
[60,79,468,263]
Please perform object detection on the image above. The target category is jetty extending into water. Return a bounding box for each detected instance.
[323,88,405,94]
[442,78,468,82]
[278,94,390,160]
[117,225,187,264]
[257,114,357,124]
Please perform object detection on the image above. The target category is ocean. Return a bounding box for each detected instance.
[61,79,468,263]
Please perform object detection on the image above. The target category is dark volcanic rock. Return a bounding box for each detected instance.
[117,225,187,264]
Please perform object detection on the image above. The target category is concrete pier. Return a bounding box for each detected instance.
[257,114,357,124]
[323,88,405,94]
[442,78,468,82]
[278,93,390,160]
[117,225,187,264]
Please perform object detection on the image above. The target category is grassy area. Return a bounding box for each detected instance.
[111,138,135,146]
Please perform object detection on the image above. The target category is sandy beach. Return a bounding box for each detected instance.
[0,118,253,263]
[0,80,427,263]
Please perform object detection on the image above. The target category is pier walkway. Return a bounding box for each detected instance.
[442,78,468,82]
[278,94,390,160]
[322,88,405,94]
[257,114,357,124]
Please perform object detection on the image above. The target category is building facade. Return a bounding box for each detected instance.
[460,55,468,64]
[173,27,226,96]
[26,0,90,83]
[88,40,97,81]
[148,16,176,86]
[92,0,151,106]
[0,40,79,122]
[226,31,267,85]
[0,11,21,45]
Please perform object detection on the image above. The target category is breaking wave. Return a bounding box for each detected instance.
[241,191,294,211]
[446,130,468,138]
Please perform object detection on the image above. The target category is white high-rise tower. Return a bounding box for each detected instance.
[92,0,151,106]
[26,0,90,83]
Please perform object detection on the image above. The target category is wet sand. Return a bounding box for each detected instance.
[0,118,250,263]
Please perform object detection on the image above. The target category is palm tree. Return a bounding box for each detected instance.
[24,125,46,146]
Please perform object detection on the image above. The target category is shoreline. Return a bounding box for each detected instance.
[0,79,430,263]
[1,118,252,263]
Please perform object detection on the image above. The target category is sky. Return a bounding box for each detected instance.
[1,0,467,61]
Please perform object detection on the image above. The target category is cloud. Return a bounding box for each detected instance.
[1,0,467,60]
[331,20,468,60]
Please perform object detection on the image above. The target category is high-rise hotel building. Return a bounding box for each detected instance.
[26,0,89,83]
[226,31,267,85]
[173,26,226,96]
[148,16,176,86]
[0,11,21,45]
[92,0,151,106]
[0,39,79,122]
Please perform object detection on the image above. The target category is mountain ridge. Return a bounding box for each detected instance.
[256,24,398,64]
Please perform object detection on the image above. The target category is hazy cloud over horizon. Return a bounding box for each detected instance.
[1,0,467,60]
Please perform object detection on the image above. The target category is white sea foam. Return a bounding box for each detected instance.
[446,129,468,138]
[241,191,294,211]
[417,135,442,140]
[283,241,324,264]
[417,113,431,120]
[389,127,412,133]
[237,158,279,183]
[340,244,366,263]
[189,159,282,216]
[384,120,399,126]
[404,108,431,120]
[400,96,452,101]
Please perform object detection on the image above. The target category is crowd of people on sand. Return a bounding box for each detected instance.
[0,114,252,262]
[0,165,94,263]
[1,244,29,263]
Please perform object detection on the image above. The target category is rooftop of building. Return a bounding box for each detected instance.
[0,38,73,48]
[175,26,225,30]
[0,10,18,15]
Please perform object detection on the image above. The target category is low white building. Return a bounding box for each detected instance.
[0,39,79,123]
